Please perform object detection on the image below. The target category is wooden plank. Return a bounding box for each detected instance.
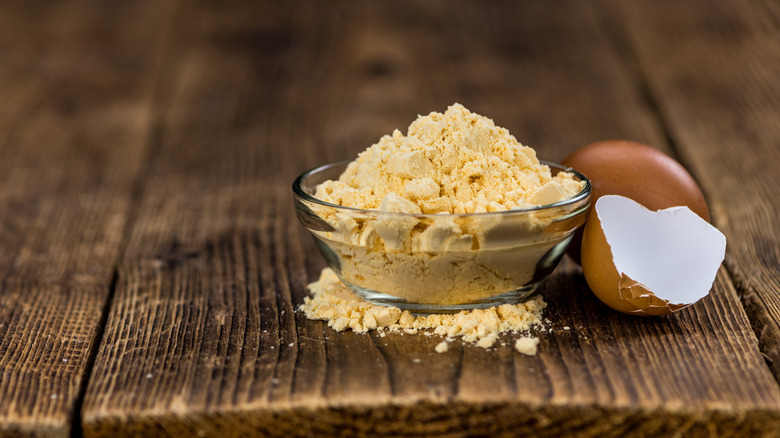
[608,0,780,378]
[82,1,780,436]
[0,1,175,437]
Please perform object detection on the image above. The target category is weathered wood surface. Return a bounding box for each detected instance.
[79,0,780,437]
[0,1,173,437]
[0,0,779,437]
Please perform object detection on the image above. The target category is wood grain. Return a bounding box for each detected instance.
[80,1,780,437]
[0,1,174,436]
[610,0,780,378]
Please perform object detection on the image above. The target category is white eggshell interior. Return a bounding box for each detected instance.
[595,195,727,304]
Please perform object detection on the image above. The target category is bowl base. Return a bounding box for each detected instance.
[342,281,541,315]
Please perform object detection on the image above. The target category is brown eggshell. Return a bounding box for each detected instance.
[563,140,710,264]
[580,204,687,316]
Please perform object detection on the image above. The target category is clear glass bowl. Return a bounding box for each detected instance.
[293,160,591,314]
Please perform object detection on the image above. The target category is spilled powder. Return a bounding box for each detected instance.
[301,268,546,353]
[514,337,540,355]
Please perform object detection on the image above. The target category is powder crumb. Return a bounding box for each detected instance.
[301,268,546,351]
[563,326,571,331]
[435,341,449,353]
[514,337,540,356]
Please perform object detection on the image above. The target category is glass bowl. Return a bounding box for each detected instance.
[293,160,591,314]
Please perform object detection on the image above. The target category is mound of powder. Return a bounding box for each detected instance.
[315,103,583,214]
[301,268,546,352]
[306,104,586,306]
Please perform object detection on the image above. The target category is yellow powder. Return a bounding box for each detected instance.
[309,104,584,306]
[514,337,540,356]
[301,268,546,351]
[315,103,583,213]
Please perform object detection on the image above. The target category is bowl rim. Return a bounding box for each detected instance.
[292,159,591,219]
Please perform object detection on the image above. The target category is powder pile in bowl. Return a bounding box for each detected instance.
[298,103,581,351]
[315,103,583,214]
[305,103,586,306]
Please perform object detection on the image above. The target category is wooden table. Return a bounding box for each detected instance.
[1,1,779,436]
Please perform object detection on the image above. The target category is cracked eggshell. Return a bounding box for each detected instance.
[581,195,726,316]
[562,140,710,264]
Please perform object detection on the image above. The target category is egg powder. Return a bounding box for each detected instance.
[301,268,545,353]
[310,103,584,305]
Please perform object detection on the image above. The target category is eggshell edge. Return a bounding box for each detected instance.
[581,199,688,316]
[563,140,710,222]
[563,140,711,265]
